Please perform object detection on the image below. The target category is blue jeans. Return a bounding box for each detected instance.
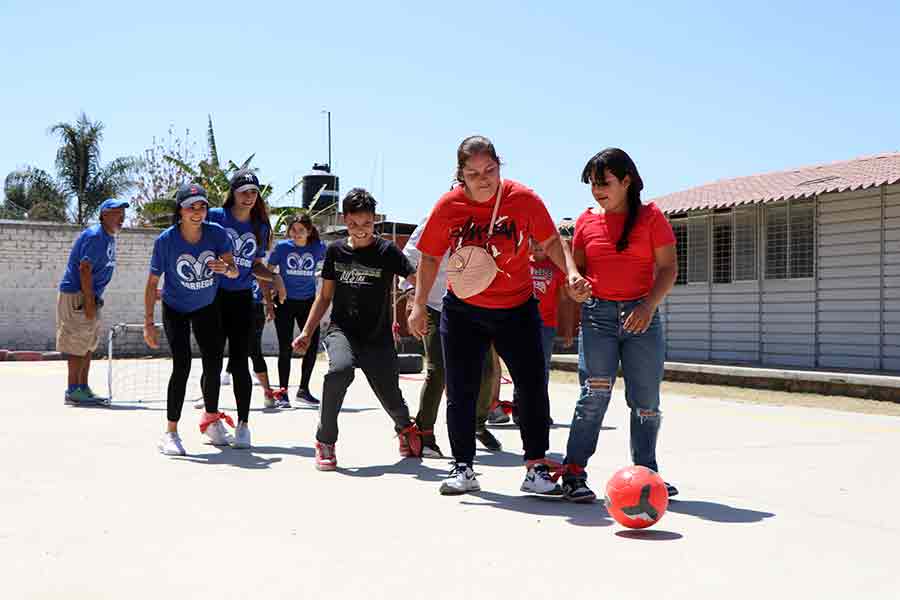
[564,297,665,477]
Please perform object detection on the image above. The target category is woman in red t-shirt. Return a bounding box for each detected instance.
[410,135,588,496]
[560,148,680,504]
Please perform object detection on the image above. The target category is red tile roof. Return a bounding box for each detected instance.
[652,152,900,214]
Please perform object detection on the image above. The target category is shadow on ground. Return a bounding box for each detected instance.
[667,499,775,523]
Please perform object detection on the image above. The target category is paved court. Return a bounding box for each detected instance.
[3,358,899,599]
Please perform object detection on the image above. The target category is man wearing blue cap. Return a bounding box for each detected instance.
[57,198,129,405]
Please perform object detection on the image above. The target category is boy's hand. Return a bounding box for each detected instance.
[292,331,311,356]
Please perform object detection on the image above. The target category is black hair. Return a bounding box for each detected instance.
[455,135,502,189]
[171,201,207,226]
[224,187,273,251]
[581,148,644,252]
[342,188,377,215]
[286,213,320,244]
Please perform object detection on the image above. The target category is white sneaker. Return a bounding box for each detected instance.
[521,464,563,496]
[440,463,480,495]
[221,372,232,386]
[204,419,234,446]
[193,397,205,409]
[158,432,186,456]
[231,422,251,449]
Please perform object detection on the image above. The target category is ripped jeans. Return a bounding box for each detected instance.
[564,297,665,477]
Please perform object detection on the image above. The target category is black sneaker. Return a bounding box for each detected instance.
[475,427,502,451]
[295,389,320,407]
[665,481,679,498]
[562,478,597,503]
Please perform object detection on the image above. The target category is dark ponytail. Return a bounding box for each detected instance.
[581,148,644,252]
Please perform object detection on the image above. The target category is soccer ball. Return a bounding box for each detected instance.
[605,466,669,529]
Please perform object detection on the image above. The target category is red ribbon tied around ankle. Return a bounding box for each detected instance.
[525,458,581,483]
[199,412,235,434]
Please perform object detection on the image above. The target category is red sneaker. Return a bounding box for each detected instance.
[315,442,337,471]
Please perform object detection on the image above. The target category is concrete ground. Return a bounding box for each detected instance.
[3,358,899,599]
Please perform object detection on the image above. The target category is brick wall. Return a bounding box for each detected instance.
[0,220,280,355]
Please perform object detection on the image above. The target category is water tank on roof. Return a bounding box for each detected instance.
[302,163,339,212]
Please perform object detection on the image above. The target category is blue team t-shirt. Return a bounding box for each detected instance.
[150,222,232,314]
[59,224,118,299]
[251,278,263,305]
[267,239,325,300]
[207,207,270,291]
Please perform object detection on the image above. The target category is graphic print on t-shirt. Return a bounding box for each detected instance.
[106,240,116,268]
[533,264,554,295]
[450,214,525,260]
[334,261,382,286]
[226,228,258,268]
[175,250,216,290]
[285,252,317,277]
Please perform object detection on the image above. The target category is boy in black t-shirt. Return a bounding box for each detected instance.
[293,188,421,470]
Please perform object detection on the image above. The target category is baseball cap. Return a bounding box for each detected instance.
[175,183,209,208]
[230,169,260,194]
[98,198,129,213]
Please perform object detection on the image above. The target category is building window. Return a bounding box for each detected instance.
[672,221,688,285]
[713,213,733,283]
[688,217,709,283]
[765,199,814,280]
[790,199,815,278]
[734,208,757,281]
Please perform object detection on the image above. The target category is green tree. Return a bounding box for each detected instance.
[1,167,68,221]
[131,125,197,227]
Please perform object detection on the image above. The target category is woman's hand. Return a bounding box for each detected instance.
[408,303,428,338]
[144,321,160,349]
[623,302,655,334]
[566,272,592,303]
[292,331,311,356]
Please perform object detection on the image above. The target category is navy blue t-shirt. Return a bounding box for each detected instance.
[251,278,264,305]
[207,207,270,291]
[267,239,325,300]
[59,224,118,299]
[150,223,232,314]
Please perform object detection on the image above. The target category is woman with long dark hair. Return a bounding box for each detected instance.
[268,213,326,407]
[560,148,679,503]
[206,169,285,448]
[144,183,239,455]
[409,135,589,495]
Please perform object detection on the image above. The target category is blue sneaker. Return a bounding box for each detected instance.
[295,389,320,407]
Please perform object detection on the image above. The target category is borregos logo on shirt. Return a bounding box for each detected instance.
[285,252,316,277]
[106,240,117,268]
[226,228,258,268]
[176,251,217,290]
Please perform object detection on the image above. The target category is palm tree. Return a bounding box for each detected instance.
[49,112,139,224]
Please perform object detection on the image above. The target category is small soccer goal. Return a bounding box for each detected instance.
[104,322,315,404]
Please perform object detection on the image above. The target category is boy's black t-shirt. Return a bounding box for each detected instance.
[321,236,414,343]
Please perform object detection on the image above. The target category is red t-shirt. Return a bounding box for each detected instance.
[531,258,564,327]
[573,202,675,301]
[417,179,558,309]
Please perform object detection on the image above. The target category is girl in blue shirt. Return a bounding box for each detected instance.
[206,170,285,449]
[143,184,239,456]
[268,214,326,407]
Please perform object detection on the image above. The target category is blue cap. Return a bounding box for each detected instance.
[99,198,130,213]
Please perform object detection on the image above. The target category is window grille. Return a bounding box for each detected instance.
[688,217,708,283]
[734,208,757,281]
[672,221,688,285]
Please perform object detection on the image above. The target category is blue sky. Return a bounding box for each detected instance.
[1,1,898,224]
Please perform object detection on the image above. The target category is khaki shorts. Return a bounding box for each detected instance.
[56,292,102,356]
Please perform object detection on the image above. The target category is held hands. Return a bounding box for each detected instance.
[144,321,160,349]
[209,258,236,278]
[408,303,428,339]
[274,274,288,304]
[292,331,311,356]
[624,301,655,334]
[566,272,592,303]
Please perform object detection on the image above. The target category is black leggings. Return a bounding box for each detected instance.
[217,288,253,422]
[228,302,267,375]
[274,298,319,390]
[162,301,223,423]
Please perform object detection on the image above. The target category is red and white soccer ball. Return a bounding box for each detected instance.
[605,466,669,529]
